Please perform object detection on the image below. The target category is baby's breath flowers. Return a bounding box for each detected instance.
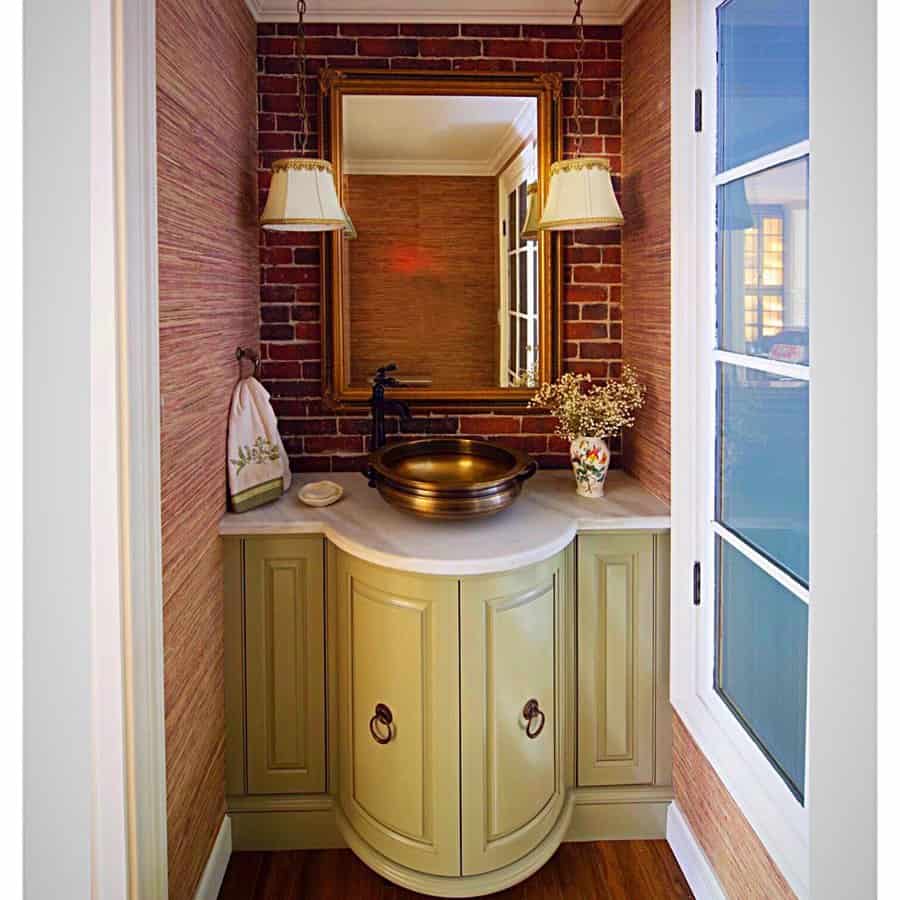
[528,366,646,441]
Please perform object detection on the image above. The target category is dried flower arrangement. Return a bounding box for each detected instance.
[528,366,646,441]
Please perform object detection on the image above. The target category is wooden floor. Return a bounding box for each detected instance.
[217,842,694,899]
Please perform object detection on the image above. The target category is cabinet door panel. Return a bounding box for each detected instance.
[577,533,655,787]
[460,552,566,875]
[337,554,460,876]
[245,536,326,795]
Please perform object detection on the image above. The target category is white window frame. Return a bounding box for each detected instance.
[498,143,538,386]
[670,1,810,895]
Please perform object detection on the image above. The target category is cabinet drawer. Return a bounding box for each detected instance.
[244,536,326,795]
[577,533,655,787]
[460,552,567,875]
[336,553,460,876]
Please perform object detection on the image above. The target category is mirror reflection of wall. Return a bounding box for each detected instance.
[341,94,539,390]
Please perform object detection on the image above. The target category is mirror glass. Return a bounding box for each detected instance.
[340,94,540,391]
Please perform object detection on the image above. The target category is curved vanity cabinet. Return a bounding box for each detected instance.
[334,553,461,878]
[459,556,568,877]
[333,548,571,896]
[221,473,673,894]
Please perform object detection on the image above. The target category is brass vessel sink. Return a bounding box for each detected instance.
[363,438,538,519]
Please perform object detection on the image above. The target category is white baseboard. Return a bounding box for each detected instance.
[666,802,726,900]
[193,814,232,900]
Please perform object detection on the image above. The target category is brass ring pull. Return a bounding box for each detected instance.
[523,698,545,739]
[369,703,394,745]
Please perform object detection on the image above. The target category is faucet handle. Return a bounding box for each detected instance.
[373,363,399,387]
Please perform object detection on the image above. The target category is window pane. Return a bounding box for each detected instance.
[717,0,809,172]
[517,180,527,237]
[717,362,809,583]
[715,538,808,800]
[717,158,808,363]
[508,189,518,251]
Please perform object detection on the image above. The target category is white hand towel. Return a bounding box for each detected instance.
[227,376,292,513]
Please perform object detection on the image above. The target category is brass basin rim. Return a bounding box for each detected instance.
[367,438,535,493]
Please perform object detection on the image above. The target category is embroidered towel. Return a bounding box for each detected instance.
[227,376,292,513]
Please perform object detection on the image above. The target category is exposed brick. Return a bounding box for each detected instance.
[565,322,609,340]
[580,341,623,359]
[304,37,357,55]
[461,24,521,37]
[257,20,625,471]
[522,416,557,434]
[459,416,521,435]
[304,436,364,454]
[400,23,458,36]
[261,304,290,323]
[339,23,399,36]
[452,58,515,72]
[483,39,544,58]
[419,38,482,57]
[294,322,321,340]
[260,323,294,341]
[358,37,419,56]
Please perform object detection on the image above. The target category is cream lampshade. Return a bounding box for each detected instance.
[538,158,623,231]
[520,182,541,242]
[260,158,346,232]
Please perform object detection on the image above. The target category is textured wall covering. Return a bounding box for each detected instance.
[622,0,671,503]
[156,0,259,897]
[345,174,499,388]
[673,715,796,899]
[256,23,625,472]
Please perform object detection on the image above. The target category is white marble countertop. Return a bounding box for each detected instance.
[219,469,670,575]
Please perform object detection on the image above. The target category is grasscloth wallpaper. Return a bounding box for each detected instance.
[622,0,671,503]
[156,0,258,897]
[256,22,626,473]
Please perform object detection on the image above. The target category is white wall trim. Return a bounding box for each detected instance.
[117,0,169,896]
[666,803,726,900]
[248,0,642,25]
[193,816,233,900]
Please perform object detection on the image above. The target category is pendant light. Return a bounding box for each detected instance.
[538,0,624,232]
[520,182,541,242]
[260,0,346,232]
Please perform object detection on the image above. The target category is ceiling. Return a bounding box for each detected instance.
[342,95,537,176]
[245,0,644,25]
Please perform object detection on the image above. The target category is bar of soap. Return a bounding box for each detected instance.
[298,480,343,507]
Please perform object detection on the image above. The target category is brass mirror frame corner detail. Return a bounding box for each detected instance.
[319,67,565,406]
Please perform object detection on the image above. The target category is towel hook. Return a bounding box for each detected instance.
[236,346,261,378]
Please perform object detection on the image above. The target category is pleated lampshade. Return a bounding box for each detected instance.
[260,158,346,231]
[538,157,623,231]
[520,182,541,242]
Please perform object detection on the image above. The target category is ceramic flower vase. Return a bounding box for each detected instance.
[570,436,610,498]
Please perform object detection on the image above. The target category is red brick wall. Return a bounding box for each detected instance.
[257,22,624,473]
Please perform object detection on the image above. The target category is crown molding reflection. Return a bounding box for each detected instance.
[247,0,645,25]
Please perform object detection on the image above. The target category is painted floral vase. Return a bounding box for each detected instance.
[570,436,610,498]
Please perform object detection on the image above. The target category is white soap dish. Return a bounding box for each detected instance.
[298,480,343,508]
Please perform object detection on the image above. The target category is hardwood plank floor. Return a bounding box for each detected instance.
[217,842,694,899]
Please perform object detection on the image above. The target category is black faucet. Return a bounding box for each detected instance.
[369,363,411,452]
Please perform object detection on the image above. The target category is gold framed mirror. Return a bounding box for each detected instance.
[320,68,563,405]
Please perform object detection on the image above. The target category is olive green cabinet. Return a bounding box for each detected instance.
[224,530,671,891]
[225,535,326,797]
[576,532,671,789]
[335,551,461,876]
[459,554,566,876]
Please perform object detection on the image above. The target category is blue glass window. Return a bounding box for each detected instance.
[717,0,809,173]
[716,363,809,584]
[716,538,808,800]
[717,158,809,361]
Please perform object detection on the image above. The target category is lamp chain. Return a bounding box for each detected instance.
[296,0,309,156]
[572,0,586,158]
